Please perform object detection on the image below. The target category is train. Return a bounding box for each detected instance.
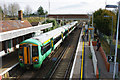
[18,21,78,68]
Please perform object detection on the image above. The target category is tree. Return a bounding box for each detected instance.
[94,9,116,36]
[3,4,8,16]
[24,5,32,16]
[8,3,20,16]
[37,6,44,15]
[42,19,57,30]
[44,10,48,15]
[0,6,3,20]
[0,6,2,12]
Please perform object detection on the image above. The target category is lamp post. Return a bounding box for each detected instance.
[113,2,120,79]
[92,13,94,39]
[104,15,113,56]
[105,4,118,79]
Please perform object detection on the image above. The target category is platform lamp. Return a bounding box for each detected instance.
[105,3,119,79]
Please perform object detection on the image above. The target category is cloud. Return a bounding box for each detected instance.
[1,0,119,14]
[56,2,88,10]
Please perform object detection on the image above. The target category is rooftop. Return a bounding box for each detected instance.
[0,20,32,32]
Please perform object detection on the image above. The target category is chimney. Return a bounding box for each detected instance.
[18,10,23,21]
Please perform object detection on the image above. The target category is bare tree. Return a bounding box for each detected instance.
[24,5,32,16]
[0,6,2,21]
[0,6,2,32]
[3,4,8,16]
[8,3,20,16]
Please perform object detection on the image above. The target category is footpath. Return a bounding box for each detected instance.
[94,46,113,79]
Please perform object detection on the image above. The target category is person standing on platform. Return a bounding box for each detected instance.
[96,39,101,51]
[96,38,99,46]
[85,24,88,36]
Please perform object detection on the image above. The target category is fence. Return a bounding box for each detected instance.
[90,40,98,76]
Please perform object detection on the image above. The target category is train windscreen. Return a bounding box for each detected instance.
[19,45,24,56]
[32,46,38,57]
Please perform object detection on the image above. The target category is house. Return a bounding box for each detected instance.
[0,10,33,55]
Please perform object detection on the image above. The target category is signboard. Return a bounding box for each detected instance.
[108,56,114,62]
[106,5,117,8]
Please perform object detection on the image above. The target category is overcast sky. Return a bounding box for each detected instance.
[0,0,119,14]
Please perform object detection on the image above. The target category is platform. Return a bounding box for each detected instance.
[0,50,19,78]
[70,29,95,79]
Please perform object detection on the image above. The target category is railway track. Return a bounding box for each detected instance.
[7,24,81,80]
[46,26,81,79]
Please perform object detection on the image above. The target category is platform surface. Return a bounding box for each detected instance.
[0,51,18,75]
[70,30,95,79]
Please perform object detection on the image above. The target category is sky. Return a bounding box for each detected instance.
[0,0,119,14]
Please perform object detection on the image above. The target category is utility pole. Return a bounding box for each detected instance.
[49,0,50,15]
[92,13,93,27]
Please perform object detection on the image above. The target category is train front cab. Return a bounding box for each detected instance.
[19,43,41,68]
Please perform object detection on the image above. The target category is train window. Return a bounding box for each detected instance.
[54,35,61,44]
[32,46,38,57]
[19,47,23,56]
[41,42,51,55]
[63,31,68,36]
[69,27,72,31]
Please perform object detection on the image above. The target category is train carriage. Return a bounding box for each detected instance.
[18,21,78,68]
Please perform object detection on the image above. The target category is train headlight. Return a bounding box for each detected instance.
[19,58,23,62]
[34,58,39,64]
[34,59,38,62]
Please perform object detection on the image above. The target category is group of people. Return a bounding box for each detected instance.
[82,23,101,51]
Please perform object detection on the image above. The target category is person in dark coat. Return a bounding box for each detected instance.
[96,38,99,46]
[82,35,85,41]
[96,40,101,51]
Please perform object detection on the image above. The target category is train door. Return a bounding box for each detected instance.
[23,44,32,64]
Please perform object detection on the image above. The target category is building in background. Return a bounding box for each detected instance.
[0,10,33,56]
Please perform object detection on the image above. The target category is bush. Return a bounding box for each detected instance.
[42,19,58,30]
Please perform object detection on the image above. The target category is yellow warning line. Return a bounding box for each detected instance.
[0,62,11,69]
[81,41,84,80]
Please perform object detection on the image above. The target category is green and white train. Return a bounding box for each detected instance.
[18,21,78,68]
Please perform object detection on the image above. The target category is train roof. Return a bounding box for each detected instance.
[21,21,78,45]
[20,38,42,45]
[32,27,65,44]
[32,21,78,44]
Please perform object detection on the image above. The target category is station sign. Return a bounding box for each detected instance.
[107,56,114,62]
[106,5,118,8]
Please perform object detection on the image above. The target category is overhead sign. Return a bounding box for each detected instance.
[108,56,114,62]
[106,5,118,8]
